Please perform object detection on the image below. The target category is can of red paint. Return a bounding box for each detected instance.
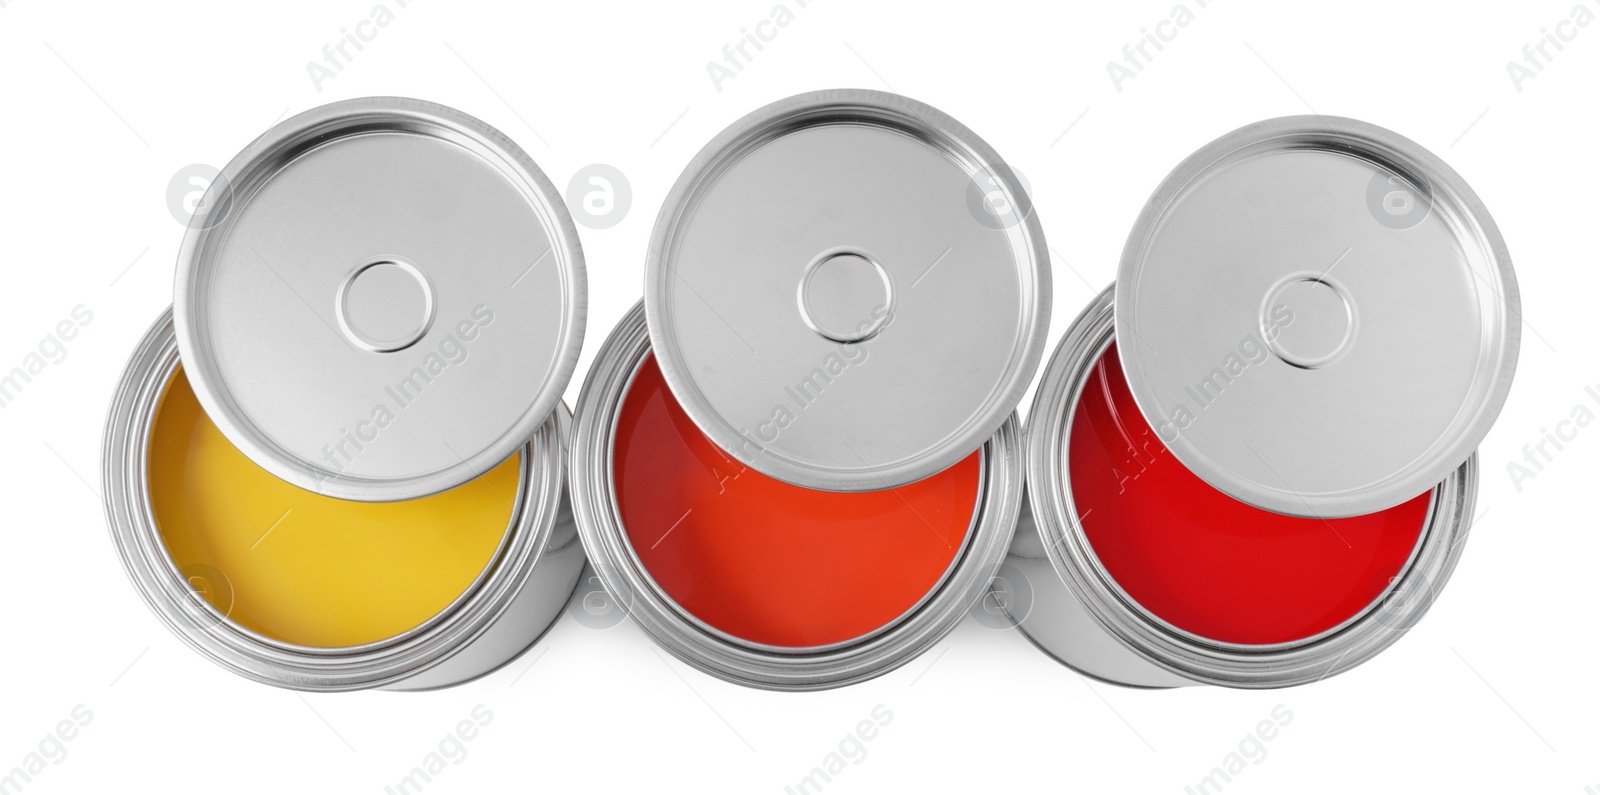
[1008,116,1517,687]
[1010,288,1478,687]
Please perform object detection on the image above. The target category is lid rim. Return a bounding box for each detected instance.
[1114,114,1517,518]
[173,97,586,502]
[643,88,1051,493]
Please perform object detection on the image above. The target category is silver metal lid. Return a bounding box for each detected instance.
[1116,116,1517,518]
[174,97,585,502]
[644,89,1050,492]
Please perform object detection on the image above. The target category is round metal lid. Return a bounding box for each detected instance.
[174,97,585,502]
[1115,115,1517,518]
[644,89,1050,492]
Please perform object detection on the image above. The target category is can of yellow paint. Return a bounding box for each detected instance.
[102,98,588,690]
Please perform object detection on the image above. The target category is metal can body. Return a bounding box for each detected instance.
[569,303,1025,690]
[103,310,585,691]
[1011,288,1477,688]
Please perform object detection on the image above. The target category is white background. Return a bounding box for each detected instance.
[1,0,1595,792]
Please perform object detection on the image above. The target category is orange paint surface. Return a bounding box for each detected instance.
[613,355,982,647]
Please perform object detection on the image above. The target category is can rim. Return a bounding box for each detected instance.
[643,88,1050,493]
[1027,286,1476,688]
[173,96,586,503]
[569,302,1025,690]
[102,308,568,691]
[1115,114,1515,518]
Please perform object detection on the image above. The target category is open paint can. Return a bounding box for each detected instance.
[570,305,1022,690]
[102,98,587,690]
[570,89,1049,689]
[1007,117,1518,687]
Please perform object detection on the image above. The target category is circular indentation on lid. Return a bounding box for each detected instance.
[336,260,436,353]
[1259,273,1356,370]
[796,248,894,344]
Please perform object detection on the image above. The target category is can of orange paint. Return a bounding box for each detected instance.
[102,98,588,690]
[568,304,1024,690]
[566,88,1049,689]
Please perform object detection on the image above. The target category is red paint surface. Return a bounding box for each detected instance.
[614,355,982,648]
[1069,343,1430,645]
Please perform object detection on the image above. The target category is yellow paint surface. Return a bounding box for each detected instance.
[147,367,518,647]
